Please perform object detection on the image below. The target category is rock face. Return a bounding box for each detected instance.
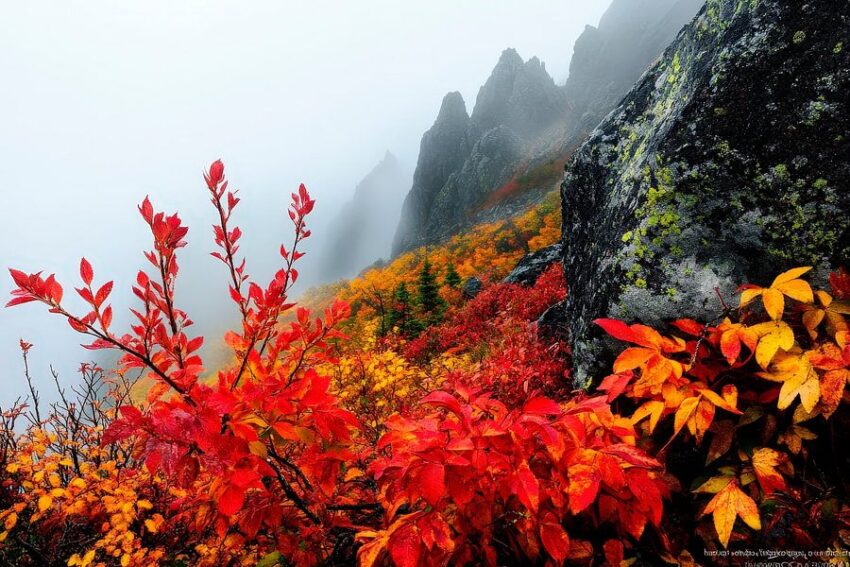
[393,1,704,258]
[564,0,704,137]
[562,0,850,386]
[393,52,560,255]
[392,93,472,254]
[470,49,567,140]
[319,152,411,280]
[503,243,563,286]
[462,277,483,299]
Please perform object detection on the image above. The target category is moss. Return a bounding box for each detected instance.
[793,31,807,45]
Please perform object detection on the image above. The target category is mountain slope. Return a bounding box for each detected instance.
[319,152,411,281]
[392,0,704,257]
[561,0,850,385]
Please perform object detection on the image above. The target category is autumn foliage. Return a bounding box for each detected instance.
[2,161,850,566]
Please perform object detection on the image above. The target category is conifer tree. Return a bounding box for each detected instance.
[417,257,445,324]
[444,262,461,288]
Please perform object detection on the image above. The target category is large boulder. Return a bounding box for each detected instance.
[504,243,563,286]
[562,0,850,387]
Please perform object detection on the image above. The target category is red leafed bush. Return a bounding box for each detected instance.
[5,161,371,565]
[359,385,667,566]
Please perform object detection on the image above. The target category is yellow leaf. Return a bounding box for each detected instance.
[775,279,813,304]
[37,495,53,513]
[751,321,795,369]
[144,519,158,533]
[762,288,785,320]
[739,288,763,308]
[3,512,17,531]
[770,266,812,287]
[631,400,665,433]
[137,499,153,511]
[693,474,734,494]
[674,396,701,437]
[702,480,761,548]
[815,290,833,308]
[344,467,365,482]
[769,355,820,412]
[779,424,817,454]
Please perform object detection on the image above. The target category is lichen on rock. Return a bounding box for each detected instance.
[561,0,850,387]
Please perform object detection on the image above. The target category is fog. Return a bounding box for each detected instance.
[0,1,608,407]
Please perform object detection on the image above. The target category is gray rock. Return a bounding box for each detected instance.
[393,92,472,255]
[562,0,850,388]
[462,276,483,299]
[504,243,563,286]
[537,300,569,342]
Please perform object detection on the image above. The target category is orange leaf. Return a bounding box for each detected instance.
[673,396,701,437]
[702,480,761,548]
[751,448,787,495]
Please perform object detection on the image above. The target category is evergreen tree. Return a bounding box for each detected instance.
[417,257,445,323]
[444,262,461,288]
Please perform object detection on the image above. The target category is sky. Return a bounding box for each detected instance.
[0,1,610,408]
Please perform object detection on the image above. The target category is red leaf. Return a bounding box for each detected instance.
[208,160,225,187]
[9,268,31,289]
[388,525,421,567]
[6,296,37,307]
[515,460,540,513]
[595,318,637,343]
[603,539,624,566]
[418,463,446,506]
[603,444,661,469]
[598,372,632,402]
[671,318,705,336]
[79,258,93,286]
[523,397,562,416]
[539,513,570,562]
[421,391,461,415]
[218,484,245,516]
[94,281,113,307]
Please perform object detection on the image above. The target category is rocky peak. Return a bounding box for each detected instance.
[434,91,469,127]
[392,93,472,255]
[561,0,850,386]
[470,48,565,140]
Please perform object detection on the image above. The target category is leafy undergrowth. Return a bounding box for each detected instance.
[1,161,849,566]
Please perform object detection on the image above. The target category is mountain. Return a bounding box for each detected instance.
[561,0,850,386]
[563,0,705,138]
[392,0,704,257]
[319,152,411,281]
[392,51,563,255]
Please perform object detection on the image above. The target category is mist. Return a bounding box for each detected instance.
[0,1,609,408]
